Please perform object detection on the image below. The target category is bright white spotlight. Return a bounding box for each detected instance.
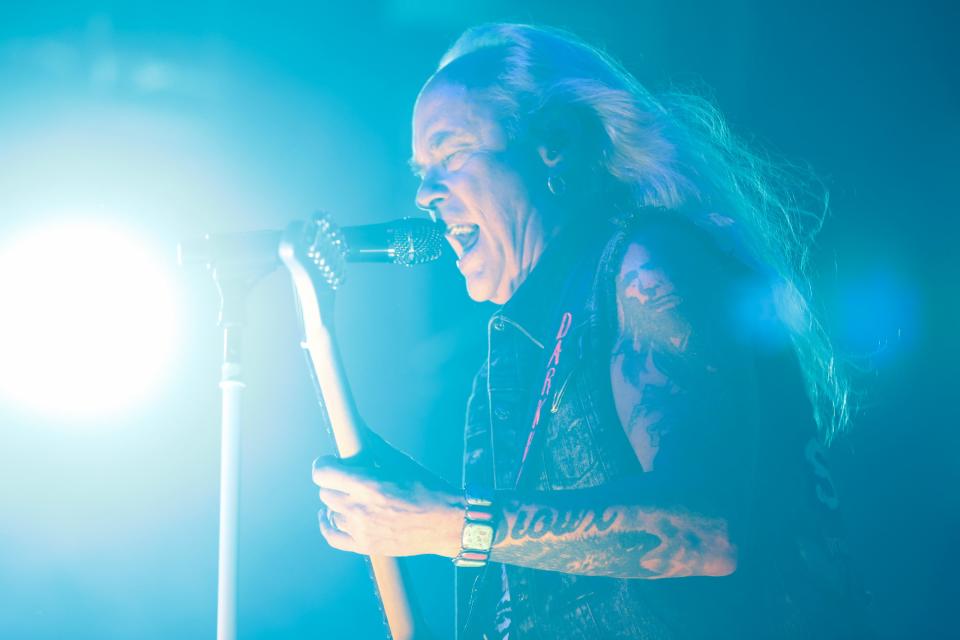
[0,222,177,419]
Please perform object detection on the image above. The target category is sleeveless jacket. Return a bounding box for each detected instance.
[455,210,865,640]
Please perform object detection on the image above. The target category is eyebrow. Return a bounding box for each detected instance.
[408,130,474,177]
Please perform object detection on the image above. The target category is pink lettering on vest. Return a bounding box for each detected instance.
[515,311,574,487]
[548,339,563,368]
[541,367,556,397]
[556,312,573,340]
[532,396,546,428]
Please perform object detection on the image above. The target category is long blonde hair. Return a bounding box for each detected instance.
[436,23,851,441]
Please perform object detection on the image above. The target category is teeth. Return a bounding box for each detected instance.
[446,224,478,236]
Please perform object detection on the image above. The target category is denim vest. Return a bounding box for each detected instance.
[455,212,865,640]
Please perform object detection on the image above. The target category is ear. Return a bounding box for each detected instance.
[531,104,584,171]
[536,143,564,169]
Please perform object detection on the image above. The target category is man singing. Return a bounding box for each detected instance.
[312,23,864,639]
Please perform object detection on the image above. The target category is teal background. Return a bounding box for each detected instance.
[0,1,956,637]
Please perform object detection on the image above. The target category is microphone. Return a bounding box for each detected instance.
[178,217,446,270]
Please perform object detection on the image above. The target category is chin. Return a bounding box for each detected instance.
[464,275,499,304]
[465,283,493,304]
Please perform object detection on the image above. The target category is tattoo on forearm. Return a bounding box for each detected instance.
[490,491,734,579]
[506,506,618,541]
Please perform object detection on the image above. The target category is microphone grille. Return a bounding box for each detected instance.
[387,218,446,266]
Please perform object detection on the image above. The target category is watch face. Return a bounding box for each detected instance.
[462,522,494,550]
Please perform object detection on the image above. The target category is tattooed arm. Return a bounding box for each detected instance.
[488,482,736,578]
[312,226,755,577]
[489,227,754,579]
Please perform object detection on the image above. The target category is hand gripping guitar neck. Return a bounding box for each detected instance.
[279,213,437,640]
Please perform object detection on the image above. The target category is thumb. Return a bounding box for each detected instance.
[312,455,376,494]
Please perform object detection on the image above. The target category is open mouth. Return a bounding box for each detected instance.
[446,223,480,255]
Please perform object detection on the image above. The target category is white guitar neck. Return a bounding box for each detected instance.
[280,219,424,640]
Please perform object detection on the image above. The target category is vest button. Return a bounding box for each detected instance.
[494,407,510,421]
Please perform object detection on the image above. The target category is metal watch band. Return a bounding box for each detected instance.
[453,486,496,568]
[464,484,494,507]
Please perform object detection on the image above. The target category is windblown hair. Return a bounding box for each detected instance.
[435,23,851,441]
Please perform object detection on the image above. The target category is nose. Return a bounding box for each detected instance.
[415,170,448,217]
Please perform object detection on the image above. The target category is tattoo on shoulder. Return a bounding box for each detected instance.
[611,243,704,465]
[615,243,692,362]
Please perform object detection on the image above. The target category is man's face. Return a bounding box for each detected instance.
[411,79,549,304]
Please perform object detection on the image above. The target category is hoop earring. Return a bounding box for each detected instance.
[547,174,566,196]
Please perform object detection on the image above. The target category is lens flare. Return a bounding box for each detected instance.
[0,222,178,419]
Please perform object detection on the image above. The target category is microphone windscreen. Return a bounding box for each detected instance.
[385,218,446,266]
[342,218,446,265]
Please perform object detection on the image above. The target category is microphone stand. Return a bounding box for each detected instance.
[178,215,442,639]
[209,258,275,640]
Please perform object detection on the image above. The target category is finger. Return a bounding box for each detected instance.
[328,509,352,533]
[317,503,339,529]
[318,487,354,512]
[317,509,359,553]
[312,456,374,494]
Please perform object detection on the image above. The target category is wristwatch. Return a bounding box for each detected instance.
[453,486,496,568]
